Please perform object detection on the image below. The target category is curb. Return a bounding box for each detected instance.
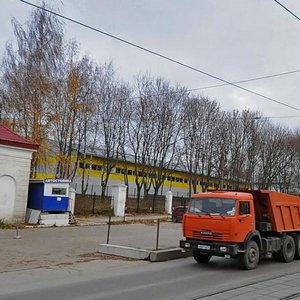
[149,248,191,262]
[98,244,150,260]
[98,244,191,262]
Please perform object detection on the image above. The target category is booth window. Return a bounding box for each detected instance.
[52,187,67,195]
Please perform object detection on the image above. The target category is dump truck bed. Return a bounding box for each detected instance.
[252,190,300,232]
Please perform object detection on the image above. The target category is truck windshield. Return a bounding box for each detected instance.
[188,197,236,216]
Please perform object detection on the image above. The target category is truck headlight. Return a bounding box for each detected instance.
[185,242,190,248]
[220,246,227,252]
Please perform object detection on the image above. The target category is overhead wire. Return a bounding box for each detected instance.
[255,115,300,119]
[18,0,300,112]
[273,0,300,21]
[192,69,300,91]
[88,68,300,106]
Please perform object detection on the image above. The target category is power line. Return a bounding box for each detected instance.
[96,68,300,104]
[274,0,300,21]
[18,0,300,112]
[191,69,300,91]
[84,68,300,107]
[127,69,300,101]
[258,115,300,119]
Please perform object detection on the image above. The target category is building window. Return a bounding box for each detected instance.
[79,162,91,169]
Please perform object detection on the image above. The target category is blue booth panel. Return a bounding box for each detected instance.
[27,182,69,212]
[41,195,68,212]
[27,183,44,211]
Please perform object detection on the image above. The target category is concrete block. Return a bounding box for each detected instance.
[149,248,191,262]
[39,213,69,226]
[25,208,40,224]
[98,244,150,260]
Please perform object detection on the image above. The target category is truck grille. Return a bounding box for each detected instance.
[192,230,227,241]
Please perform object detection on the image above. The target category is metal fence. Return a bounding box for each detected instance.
[74,194,190,215]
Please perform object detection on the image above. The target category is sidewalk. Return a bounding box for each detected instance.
[198,272,300,300]
[0,217,182,273]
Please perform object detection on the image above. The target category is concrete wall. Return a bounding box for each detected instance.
[0,145,34,222]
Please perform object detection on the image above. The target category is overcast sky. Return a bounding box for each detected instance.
[1,0,300,129]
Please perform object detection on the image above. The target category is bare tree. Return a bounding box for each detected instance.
[51,46,96,180]
[93,64,131,197]
[181,96,220,195]
[240,111,265,189]
[0,4,63,176]
[128,75,188,211]
[147,80,187,211]
[127,76,157,211]
[211,111,232,190]
[256,123,293,190]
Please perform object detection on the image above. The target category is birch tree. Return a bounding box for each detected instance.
[0,5,63,176]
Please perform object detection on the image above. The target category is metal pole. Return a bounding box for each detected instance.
[106,216,111,244]
[14,218,21,239]
[92,192,96,215]
[155,218,160,250]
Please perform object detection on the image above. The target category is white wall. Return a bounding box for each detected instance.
[0,145,34,222]
[0,175,16,221]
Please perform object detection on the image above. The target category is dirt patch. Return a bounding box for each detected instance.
[77,252,137,262]
[0,220,26,230]
[109,218,169,226]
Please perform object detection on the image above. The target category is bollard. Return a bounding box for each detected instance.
[155,218,160,250]
[92,192,96,215]
[106,215,111,244]
[14,218,21,239]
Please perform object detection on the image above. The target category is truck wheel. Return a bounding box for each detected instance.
[238,240,259,270]
[294,235,300,260]
[192,250,212,263]
[274,235,295,263]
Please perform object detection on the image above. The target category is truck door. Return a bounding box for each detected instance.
[237,201,255,240]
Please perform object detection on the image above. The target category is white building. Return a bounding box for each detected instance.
[0,124,39,223]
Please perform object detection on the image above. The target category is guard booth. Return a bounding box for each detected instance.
[27,179,72,225]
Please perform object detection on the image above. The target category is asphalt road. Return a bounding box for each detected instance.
[1,255,300,300]
[2,221,300,299]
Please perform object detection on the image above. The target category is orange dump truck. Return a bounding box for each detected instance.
[180,190,300,269]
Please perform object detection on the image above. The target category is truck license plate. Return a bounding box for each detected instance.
[198,245,210,250]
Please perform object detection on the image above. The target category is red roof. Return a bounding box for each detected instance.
[0,123,39,151]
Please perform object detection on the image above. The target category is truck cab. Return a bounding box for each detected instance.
[180,190,300,270]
